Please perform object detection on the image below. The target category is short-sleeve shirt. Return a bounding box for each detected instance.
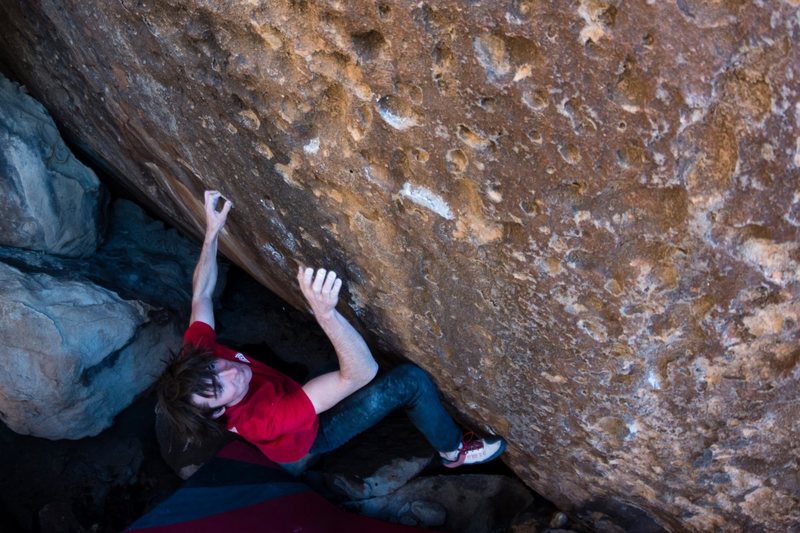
[183,321,318,462]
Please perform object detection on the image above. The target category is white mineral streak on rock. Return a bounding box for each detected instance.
[793,136,800,167]
[399,182,454,220]
[577,0,607,44]
[303,137,320,154]
[542,373,568,384]
[378,108,415,129]
[556,96,573,120]
[376,96,419,130]
[553,289,587,315]
[473,34,511,83]
[505,12,524,25]
[513,64,532,82]
[577,318,608,342]
[743,301,799,338]
[786,192,800,226]
[739,238,800,286]
[647,369,662,390]
[625,419,639,440]
[574,210,591,224]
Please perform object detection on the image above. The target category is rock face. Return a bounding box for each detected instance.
[1,2,798,530]
[0,262,181,439]
[0,75,101,257]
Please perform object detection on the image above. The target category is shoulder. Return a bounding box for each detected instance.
[183,320,217,350]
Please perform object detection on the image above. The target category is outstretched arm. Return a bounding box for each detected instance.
[190,190,232,328]
[299,267,379,414]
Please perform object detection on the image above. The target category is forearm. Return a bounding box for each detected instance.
[316,310,378,385]
[192,232,219,300]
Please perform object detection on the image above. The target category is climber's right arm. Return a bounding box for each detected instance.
[190,190,232,328]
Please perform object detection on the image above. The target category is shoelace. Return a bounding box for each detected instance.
[458,432,485,455]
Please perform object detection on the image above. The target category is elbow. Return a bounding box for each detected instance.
[364,360,379,384]
[344,361,378,390]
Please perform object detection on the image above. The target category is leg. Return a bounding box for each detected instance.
[310,364,462,455]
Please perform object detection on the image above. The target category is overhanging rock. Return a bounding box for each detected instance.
[1,2,798,530]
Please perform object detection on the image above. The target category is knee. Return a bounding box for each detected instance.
[392,364,434,390]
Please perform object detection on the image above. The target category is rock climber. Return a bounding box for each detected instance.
[156,190,506,470]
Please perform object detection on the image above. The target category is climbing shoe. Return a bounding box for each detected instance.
[440,432,507,468]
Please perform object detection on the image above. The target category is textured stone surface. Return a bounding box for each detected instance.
[312,413,435,500]
[1,2,798,530]
[0,262,181,439]
[345,473,534,532]
[0,74,101,257]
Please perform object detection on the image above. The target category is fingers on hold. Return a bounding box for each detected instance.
[331,278,342,298]
[303,267,314,287]
[312,269,327,292]
[208,193,220,210]
[322,270,336,293]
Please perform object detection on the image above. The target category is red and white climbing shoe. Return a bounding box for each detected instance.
[440,432,507,468]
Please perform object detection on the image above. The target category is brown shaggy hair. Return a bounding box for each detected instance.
[156,343,226,443]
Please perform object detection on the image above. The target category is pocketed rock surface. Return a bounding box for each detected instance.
[1,2,798,530]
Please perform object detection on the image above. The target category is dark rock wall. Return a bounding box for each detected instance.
[1,1,798,530]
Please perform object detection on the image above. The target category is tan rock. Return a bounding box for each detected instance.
[0,1,797,530]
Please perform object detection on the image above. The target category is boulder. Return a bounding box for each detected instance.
[0,74,100,257]
[0,262,181,439]
[310,413,434,501]
[1,2,798,530]
[346,474,534,533]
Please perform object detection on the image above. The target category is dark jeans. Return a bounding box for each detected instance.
[309,364,462,455]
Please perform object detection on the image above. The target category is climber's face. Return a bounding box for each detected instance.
[191,358,252,417]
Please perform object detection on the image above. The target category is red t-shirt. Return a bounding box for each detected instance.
[183,321,319,462]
